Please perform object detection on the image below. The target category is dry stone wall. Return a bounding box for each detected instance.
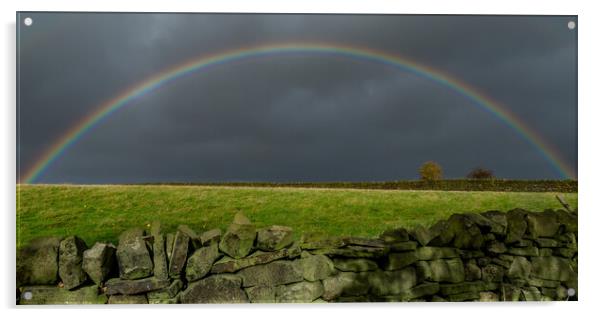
[17,208,578,304]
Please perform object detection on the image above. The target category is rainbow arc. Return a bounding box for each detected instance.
[21,43,576,183]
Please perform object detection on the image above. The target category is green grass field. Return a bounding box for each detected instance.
[16,185,578,248]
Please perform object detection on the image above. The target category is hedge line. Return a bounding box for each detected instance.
[142,179,577,193]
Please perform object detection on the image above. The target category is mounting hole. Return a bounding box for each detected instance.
[567,288,576,296]
[567,21,576,30]
[23,17,33,26]
[23,291,32,300]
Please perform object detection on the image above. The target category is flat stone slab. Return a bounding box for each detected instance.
[333,258,379,272]
[105,277,171,295]
[146,279,183,301]
[539,248,554,257]
[439,281,498,296]
[458,250,485,259]
[300,234,345,249]
[479,291,500,302]
[245,286,277,303]
[180,274,248,304]
[400,283,440,300]
[211,247,300,273]
[19,285,107,305]
[415,247,459,260]
[531,256,574,281]
[388,241,418,252]
[379,228,410,243]
[507,247,539,257]
[275,281,324,303]
[238,260,304,287]
[302,236,385,249]
[108,294,148,304]
[335,295,373,303]
[342,237,386,248]
[309,245,386,258]
[448,291,480,302]
[528,278,561,288]
[384,251,418,270]
[148,296,179,304]
[533,238,559,248]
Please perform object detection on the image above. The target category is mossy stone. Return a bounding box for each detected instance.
[257,225,294,251]
[17,237,61,286]
[276,281,324,303]
[180,274,248,303]
[219,215,256,259]
[238,260,304,287]
[58,236,88,290]
[186,243,220,282]
[333,258,379,272]
[83,242,116,285]
[19,285,107,305]
[116,229,153,280]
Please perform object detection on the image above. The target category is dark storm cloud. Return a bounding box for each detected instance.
[17,13,577,183]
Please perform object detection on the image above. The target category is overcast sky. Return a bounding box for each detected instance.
[17,13,577,183]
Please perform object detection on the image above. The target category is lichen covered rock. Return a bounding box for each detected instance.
[180,274,248,303]
[257,225,294,251]
[238,260,304,287]
[219,212,256,259]
[186,243,220,282]
[83,242,116,285]
[17,237,62,286]
[116,229,153,280]
[19,285,107,305]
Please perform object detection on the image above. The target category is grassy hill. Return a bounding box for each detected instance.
[16,184,578,248]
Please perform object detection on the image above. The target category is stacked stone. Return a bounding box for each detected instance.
[387,208,578,302]
[16,208,577,304]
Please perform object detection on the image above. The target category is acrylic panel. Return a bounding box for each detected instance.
[16,13,578,304]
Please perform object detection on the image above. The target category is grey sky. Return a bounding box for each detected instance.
[17,13,577,183]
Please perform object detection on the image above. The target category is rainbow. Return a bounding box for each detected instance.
[21,42,577,183]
